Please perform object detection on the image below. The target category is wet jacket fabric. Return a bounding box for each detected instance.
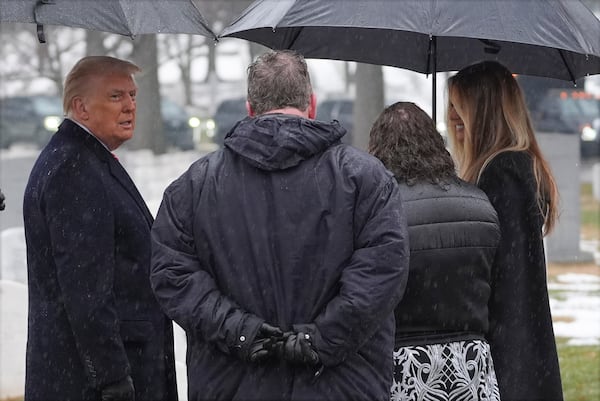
[394,179,500,346]
[479,151,563,401]
[151,114,410,401]
[23,119,178,401]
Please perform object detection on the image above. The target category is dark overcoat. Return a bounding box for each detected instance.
[23,119,178,401]
[480,151,563,401]
[151,114,410,401]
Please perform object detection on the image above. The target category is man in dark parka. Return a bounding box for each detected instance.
[151,50,410,401]
[23,56,177,401]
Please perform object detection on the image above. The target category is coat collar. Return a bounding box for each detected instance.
[224,114,346,171]
[59,119,154,226]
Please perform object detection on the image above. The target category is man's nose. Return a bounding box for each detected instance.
[124,95,136,111]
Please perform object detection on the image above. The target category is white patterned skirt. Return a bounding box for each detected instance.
[391,339,500,401]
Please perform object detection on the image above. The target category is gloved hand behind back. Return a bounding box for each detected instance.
[275,332,320,365]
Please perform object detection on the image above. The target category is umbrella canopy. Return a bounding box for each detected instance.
[221,0,600,118]
[0,0,217,41]
[221,0,600,81]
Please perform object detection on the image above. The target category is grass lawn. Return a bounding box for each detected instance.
[557,339,600,401]
[554,183,600,401]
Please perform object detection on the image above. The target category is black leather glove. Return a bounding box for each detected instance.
[0,189,5,211]
[101,375,135,401]
[246,323,284,363]
[275,332,320,365]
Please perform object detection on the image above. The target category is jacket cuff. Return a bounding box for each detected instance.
[230,313,264,358]
[293,323,345,367]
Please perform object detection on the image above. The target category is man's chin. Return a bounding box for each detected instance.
[119,127,135,137]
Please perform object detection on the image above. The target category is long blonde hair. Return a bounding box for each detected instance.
[446,61,559,235]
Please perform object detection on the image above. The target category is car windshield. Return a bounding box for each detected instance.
[316,102,335,119]
[559,98,598,118]
[32,97,63,115]
[216,99,246,115]
[161,99,186,119]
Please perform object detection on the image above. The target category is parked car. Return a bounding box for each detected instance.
[518,75,600,158]
[161,97,196,151]
[529,89,600,158]
[0,95,197,151]
[0,95,63,148]
[213,97,356,147]
[213,97,247,147]
[316,98,354,144]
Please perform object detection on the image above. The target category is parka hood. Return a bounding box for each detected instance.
[224,113,346,171]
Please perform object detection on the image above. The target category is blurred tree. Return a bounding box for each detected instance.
[0,24,83,96]
[354,63,384,150]
[130,34,166,154]
[160,34,210,105]
[197,0,254,79]
[344,62,355,93]
[85,30,106,57]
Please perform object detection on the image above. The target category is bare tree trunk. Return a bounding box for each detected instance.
[205,39,217,83]
[85,30,105,56]
[353,63,384,151]
[249,42,268,61]
[344,62,354,93]
[181,36,193,105]
[129,34,165,154]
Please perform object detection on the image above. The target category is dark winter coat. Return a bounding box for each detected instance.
[394,179,500,346]
[479,151,564,401]
[151,114,410,401]
[23,119,178,401]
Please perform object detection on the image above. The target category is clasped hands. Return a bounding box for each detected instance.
[245,323,320,366]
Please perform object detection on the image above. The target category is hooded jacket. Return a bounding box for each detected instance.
[151,114,410,401]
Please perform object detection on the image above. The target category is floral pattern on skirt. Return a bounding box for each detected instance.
[391,339,501,401]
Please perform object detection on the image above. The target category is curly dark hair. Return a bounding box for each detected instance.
[369,102,457,185]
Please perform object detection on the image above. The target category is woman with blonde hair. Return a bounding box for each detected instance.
[447,61,563,401]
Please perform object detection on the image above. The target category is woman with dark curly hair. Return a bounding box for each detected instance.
[369,102,502,400]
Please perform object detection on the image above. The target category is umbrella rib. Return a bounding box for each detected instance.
[285,29,303,49]
[558,49,576,84]
[425,35,433,75]
[195,16,218,41]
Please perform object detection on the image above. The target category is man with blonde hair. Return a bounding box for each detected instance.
[23,56,178,401]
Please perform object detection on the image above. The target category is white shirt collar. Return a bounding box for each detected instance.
[65,117,111,151]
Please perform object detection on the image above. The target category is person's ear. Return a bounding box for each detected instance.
[72,97,89,120]
[307,93,317,119]
[246,100,255,117]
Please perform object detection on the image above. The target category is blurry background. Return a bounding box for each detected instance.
[0,0,599,154]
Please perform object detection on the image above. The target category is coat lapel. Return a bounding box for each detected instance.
[106,157,154,227]
[62,120,154,226]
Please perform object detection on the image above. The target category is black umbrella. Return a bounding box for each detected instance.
[0,0,217,42]
[220,0,600,120]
